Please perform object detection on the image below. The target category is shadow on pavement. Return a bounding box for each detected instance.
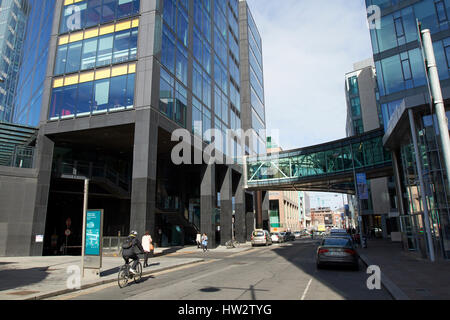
[0,267,49,291]
[269,239,391,300]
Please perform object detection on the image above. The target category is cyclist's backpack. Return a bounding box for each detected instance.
[122,237,133,250]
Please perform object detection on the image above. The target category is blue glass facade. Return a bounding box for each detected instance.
[0,0,29,124]
[48,1,140,120]
[59,0,140,34]
[159,0,242,157]
[367,0,450,126]
[244,4,266,156]
[13,0,55,126]
[367,0,450,258]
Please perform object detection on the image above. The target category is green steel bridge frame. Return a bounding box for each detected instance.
[244,128,393,194]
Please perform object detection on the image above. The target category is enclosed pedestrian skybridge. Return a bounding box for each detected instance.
[244,128,393,194]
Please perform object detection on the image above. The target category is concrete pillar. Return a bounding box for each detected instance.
[235,172,247,243]
[392,150,406,217]
[255,191,263,229]
[381,214,388,239]
[30,133,55,256]
[220,167,233,245]
[262,191,270,230]
[246,211,255,241]
[201,164,216,248]
[130,108,158,240]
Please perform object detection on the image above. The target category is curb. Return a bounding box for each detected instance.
[357,251,410,300]
[24,259,205,300]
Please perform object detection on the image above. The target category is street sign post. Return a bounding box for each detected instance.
[82,209,103,277]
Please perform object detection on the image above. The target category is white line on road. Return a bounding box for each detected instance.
[301,278,313,300]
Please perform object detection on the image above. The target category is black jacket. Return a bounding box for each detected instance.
[122,236,144,257]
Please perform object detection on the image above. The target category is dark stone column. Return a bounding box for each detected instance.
[235,173,247,243]
[201,164,216,248]
[262,191,270,230]
[130,108,158,240]
[255,191,263,229]
[220,167,232,245]
[30,133,54,256]
[246,210,255,241]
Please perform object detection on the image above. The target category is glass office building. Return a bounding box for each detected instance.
[366,0,450,258]
[239,0,266,156]
[13,0,56,127]
[345,59,398,239]
[0,0,29,123]
[0,0,266,256]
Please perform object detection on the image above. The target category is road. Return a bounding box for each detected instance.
[50,239,392,300]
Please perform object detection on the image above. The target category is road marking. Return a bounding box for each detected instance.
[301,278,313,300]
[52,260,218,300]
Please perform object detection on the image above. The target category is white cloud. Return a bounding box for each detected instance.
[247,0,373,150]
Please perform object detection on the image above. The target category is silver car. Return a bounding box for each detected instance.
[316,237,359,270]
[251,229,273,246]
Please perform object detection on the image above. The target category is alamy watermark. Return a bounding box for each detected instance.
[171,126,280,165]
[66,265,81,290]
[367,5,381,30]
[366,265,381,290]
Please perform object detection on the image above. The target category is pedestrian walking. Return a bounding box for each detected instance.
[196,232,201,249]
[142,231,153,268]
[201,233,208,252]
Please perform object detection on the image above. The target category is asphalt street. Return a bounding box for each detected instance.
[50,239,392,300]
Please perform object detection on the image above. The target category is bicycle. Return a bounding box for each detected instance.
[225,239,240,249]
[118,259,143,288]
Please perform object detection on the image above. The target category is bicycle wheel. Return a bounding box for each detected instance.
[118,266,129,288]
[134,262,143,283]
[233,241,240,248]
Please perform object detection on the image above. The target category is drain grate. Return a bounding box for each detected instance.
[7,290,40,296]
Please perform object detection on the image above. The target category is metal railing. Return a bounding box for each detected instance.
[102,236,128,253]
[0,143,34,168]
[54,160,131,192]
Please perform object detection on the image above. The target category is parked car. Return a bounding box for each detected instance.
[316,237,359,270]
[329,228,348,236]
[328,229,353,243]
[293,231,302,240]
[271,232,284,243]
[279,232,287,242]
[252,229,273,246]
[285,232,296,241]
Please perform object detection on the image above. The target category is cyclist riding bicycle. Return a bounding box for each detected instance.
[122,230,144,275]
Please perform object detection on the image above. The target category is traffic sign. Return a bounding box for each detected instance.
[65,229,71,236]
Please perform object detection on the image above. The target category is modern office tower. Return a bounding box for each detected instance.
[366,0,450,258]
[239,0,269,230]
[13,0,56,127]
[238,0,266,156]
[0,0,269,256]
[345,58,398,239]
[0,0,29,123]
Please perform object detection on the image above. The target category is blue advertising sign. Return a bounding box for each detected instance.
[356,173,369,200]
[85,210,102,256]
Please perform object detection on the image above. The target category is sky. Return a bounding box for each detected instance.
[246,0,373,208]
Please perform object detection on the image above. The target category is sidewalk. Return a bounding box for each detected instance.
[0,243,254,300]
[357,239,450,300]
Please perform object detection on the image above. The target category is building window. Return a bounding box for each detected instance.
[49,64,135,120]
[350,97,361,117]
[60,0,140,34]
[435,0,448,24]
[348,76,359,96]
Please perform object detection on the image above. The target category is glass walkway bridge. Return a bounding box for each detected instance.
[244,128,393,194]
